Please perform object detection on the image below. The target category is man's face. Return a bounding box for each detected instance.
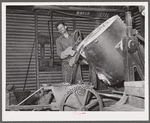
[57,23,67,34]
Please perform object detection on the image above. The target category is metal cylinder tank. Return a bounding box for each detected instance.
[80,15,126,86]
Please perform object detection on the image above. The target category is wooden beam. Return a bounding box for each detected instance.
[69,6,125,13]
[35,12,39,90]
[98,93,122,99]
[50,10,54,67]
[33,6,125,13]
[140,14,145,37]
[103,104,144,111]
[7,103,59,111]
[73,16,76,31]
[48,18,107,22]
[53,10,107,20]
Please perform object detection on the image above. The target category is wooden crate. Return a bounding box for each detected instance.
[124,81,144,108]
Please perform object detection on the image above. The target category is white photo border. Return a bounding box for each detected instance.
[2,2,149,121]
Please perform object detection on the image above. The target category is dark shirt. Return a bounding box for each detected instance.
[56,33,75,62]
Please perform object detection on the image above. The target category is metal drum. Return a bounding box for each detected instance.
[80,15,126,86]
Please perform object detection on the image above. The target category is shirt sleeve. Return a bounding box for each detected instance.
[56,38,63,58]
[72,33,76,44]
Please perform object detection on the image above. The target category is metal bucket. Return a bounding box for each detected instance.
[80,15,126,86]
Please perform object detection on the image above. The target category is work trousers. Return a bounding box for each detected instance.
[62,61,82,84]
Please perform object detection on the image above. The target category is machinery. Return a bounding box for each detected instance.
[38,32,50,68]
[6,10,145,111]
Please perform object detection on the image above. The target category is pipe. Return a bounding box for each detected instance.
[125,11,132,37]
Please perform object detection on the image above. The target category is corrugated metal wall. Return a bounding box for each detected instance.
[132,11,143,35]
[119,10,143,34]
[6,7,143,92]
[6,9,103,91]
[37,13,63,86]
[37,12,103,85]
[6,10,36,91]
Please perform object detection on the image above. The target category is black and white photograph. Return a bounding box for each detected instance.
[2,2,149,121]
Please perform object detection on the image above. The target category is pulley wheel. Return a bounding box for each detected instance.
[59,85,103,111]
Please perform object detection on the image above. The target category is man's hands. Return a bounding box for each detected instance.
[65,46,76,56]
[61,46,76,59]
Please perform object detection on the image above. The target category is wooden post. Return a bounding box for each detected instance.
[48,21,53,65]
[6,93,9,107]
[50,10,54,67]
[73,16,76,31]
[35,12,39,90]
[140,14,144,38]
[89,66,97,89]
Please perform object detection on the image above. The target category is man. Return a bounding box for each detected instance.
[55,21,82,84]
